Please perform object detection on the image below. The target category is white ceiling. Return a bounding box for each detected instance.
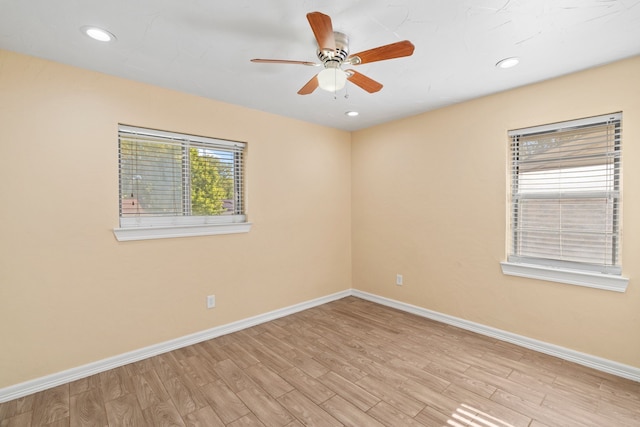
[1,0,639,131]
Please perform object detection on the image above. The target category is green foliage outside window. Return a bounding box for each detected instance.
[120,140,235,217]
[189,147,234,215]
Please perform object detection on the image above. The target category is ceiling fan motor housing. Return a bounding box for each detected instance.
[317,32,349,67]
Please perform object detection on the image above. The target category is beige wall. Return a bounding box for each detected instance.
[1,48,638,390]
[352,56,640,368]
[0,50,352,388]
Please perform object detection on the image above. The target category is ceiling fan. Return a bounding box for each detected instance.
[251,11,415,95]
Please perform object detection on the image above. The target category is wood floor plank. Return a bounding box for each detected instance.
[284,350,329,378]
[196,341,230,364]
[595,399,640,425]
[182,406,224,427]
[151,353,183,384]
[599,376,640,409]
[256,322,290,339]
[317,371,380,412]
[529,421,555,427]
[221,341,260,370]
[0,400,13,420]
[465,365,544,404]
[379,339,436,369]
[386,358,450,393]
[225,413,266,427]
[506,367,557,394]
[367,401,427,427]
[320,394,386,427]
[213,359,256,393]
[0,412,32,427]
[313,350,368,383]
[162,375,207,417]
[236,387,294,426]
[490,388,601,427]
[0,395,33,421]
[541,392,627,427]
[69,375,101,397]
[122,358,154,377]
[446,402,521,427]
[251,332,296,359]
[199,380,250,424]
[244,364,295,399]
[142,400,186,427]
[597,380,640,413]
[553,371,603,402]
[131,369,170,410]
[99,368,132,403]
[277,390,342,427]
[32,384,69,426]
[413,405,455,427]
[69,388,108,427]
[180,356,218,388]
[43,417,69,427]
[544,379,600,412]
[443,383,532,427]
[278,367,335,405]
[104,394,145,427]
[278,328,326,359]
[356,374,425,417]
[233,337,294,373]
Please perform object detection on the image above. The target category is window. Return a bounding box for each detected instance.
[501,113,628,292]
[113,125,250,241]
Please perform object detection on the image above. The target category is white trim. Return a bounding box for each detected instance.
[508,112,621,136]
[119,214,248,228]
[119,124,246,149]
[0,290,350,403]
[351,289,640,382]
[3,288,639,403]
[500,261,629,292]
[113,222,252,241]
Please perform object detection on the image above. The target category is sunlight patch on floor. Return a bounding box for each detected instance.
[448,403,515,427]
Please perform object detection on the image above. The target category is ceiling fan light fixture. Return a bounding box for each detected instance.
[317,67,347,92]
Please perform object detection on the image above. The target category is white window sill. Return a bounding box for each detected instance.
[500,262,629,292]
[113,222,252,241]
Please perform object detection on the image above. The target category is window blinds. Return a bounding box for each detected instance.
[118,125,245,223]
[508,113,622,274]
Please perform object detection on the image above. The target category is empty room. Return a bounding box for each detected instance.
[1,1,639,426]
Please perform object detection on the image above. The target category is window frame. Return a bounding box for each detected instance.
[501,113,628,292]
[113,125,251,241]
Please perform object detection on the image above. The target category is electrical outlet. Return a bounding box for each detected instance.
[396,274,403,286]
[207,295,216,308]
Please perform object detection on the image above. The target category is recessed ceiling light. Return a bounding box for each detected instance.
[345,111,359,117]
[496,57,519,69]
[81,26,116,42]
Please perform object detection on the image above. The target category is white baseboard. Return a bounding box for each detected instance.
[0,290,350,403]
[352,289,640,383]
[2,287,638,403]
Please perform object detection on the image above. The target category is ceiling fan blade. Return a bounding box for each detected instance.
[346,70,383,93]
[348,40,415,65]
[307,12,335,52]
[298,75,319,95]
[251,59,319,67]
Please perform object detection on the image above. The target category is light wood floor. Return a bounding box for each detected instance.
[1,297,639,426]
